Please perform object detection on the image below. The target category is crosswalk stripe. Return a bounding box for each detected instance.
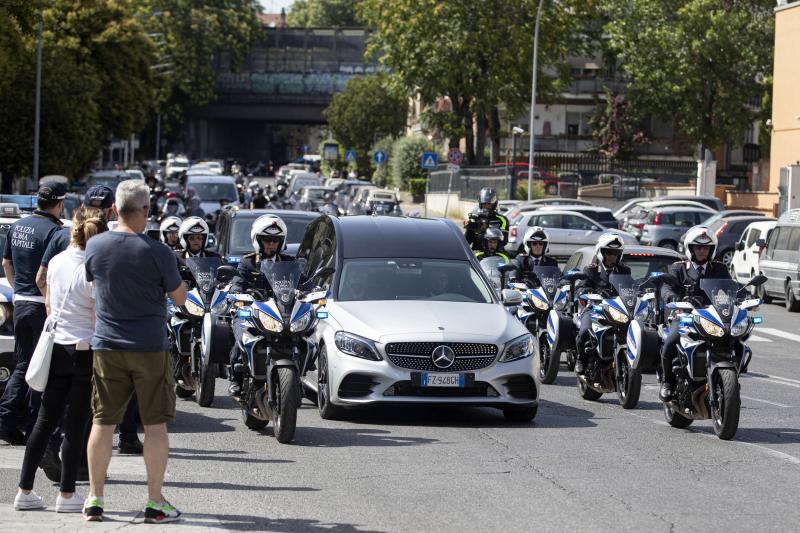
[747,334,772,342]
[756,327,800,344]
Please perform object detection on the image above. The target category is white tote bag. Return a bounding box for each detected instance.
[25,266,82,392]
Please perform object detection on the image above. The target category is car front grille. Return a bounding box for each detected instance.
[385,380,497,398]
[384,342,498,372]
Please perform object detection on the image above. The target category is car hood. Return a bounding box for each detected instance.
[329,300,526,344]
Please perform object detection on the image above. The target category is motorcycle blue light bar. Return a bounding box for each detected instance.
[753,316,763,325]
[680,316,693,326]
[593,305,603,312]
[316,310,329,319]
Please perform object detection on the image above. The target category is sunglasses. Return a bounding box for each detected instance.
[528,242,545,247]
[259,236,282,243]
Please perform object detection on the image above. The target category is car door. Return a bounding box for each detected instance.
[761,227,783,294]
[732,227,751,280]
[562,214,603,253]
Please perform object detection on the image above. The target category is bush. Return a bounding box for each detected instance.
[390,136,434,190]
[408,178,427,200]
[515,181,546,201]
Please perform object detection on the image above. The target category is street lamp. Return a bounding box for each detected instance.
[32,12,43,182]
[527,0,545,201]
[509,126,524,198]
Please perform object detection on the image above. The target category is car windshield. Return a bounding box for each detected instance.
[190,182,237,202]
[337,258,494,303]
[230,216,314,256]
[305,189,327,200]
[592,211,619,224]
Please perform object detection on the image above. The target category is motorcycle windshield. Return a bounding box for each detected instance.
[260,261,304,313]
[700,278,739,323]
[609,274,639,312]
[532,266,562,298]
[479,256,505,290]
[184,257,223,302]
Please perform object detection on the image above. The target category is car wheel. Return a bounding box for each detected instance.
[720,249,734,267]
[786,284,800,312]
[659,240,677,251]
[317,346,344,420]
[502,404,538,423]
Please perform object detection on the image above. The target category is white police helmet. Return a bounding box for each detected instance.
[178,216,209,250]
[250,214,287,253]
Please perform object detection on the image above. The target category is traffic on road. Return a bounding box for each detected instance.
[0,157,798,530]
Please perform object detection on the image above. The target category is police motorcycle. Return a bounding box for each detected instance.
[577,274,645,409]
[644,274,766,440]
[545,269,586,375]
[226,262,331,443]
[479,256,506,290]
[507,266,565,384]
[170,257,229,406]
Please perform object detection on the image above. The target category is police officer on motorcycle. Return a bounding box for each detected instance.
[475,227,510,261]
[159,216,182,251]
[228,215,294,396]
[319,191,339,216]
[175,217,220,260]
[509,226,558,284]
[574,234,631,375]
[464,188,509,251]
[658,226,732,401]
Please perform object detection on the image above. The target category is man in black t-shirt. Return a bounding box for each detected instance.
[0,182,65,445]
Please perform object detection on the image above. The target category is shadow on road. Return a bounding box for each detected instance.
[329,404,518,429]
[169,409,237,433]
[689,425,800,445]
[528,399,599,428]
[106,479,319,492]
[181,513,385,532]
[168,449,293,465]
[292,426,439,448]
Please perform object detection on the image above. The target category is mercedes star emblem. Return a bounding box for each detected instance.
[431,345,456,369]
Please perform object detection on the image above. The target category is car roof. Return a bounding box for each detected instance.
[523,209,594,219]
[716,215,775,225]
[302,186,333,191]
[537,205,612,213]
[650,206,712,213]
[225,208,319,220]
[185,175,236,182]
[638,199,715,210]
[334,216,469,260]
[743,219,778,229]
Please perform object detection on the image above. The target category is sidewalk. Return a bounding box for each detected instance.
[0,505,224,531]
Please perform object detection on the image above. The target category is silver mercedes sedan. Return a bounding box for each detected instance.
[298,215,539,422]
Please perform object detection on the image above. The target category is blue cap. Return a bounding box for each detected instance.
[83,185,115,209]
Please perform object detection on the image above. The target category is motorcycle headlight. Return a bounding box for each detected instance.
[256,308,283,333]
[604,304,629,324]
[499,334,534,363]
[184,299,205,317]
[0,303,9,327]
[730,318,751,338]
[553,297,567,311]
[695,315,725,337]
[290,311,312,333]
[334,331,382,361]
[530,294,549,311]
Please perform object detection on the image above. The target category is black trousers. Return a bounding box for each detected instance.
[576,311,593,361]
[0,301,47,431]
[18,344,92,493]
[660,328,681,383]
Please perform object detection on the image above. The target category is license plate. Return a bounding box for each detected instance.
[421,373,465,387]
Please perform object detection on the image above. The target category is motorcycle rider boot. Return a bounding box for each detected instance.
[228,376,242,397]
[118,436,144,455]
[659,381,674,402]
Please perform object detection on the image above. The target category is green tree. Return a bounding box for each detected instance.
[0,1,39,96]
[287,0,362,28]
[589,91,648,159]
[604,0,774,152]
[390,136,433,189]
[358,0,600,164]
[323,74,407,176]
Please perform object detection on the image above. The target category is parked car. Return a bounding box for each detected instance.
[755,210,800,311]
[653,194,724,211]
[507,209,637,257]
[497,200,520,214]
[536,205,619,229]
[701,209,766,226]
[214,208,321,264]
[639,207,712,249]
[299,215,539,422]
[621,200,716,237]
[505,198,591,222]
[185,175,239,216]
[730,219,776,286]
[703,216,776,267]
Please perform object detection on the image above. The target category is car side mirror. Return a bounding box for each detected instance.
[736,241,744,252]
[755,238,766,248]
[216,265,236,283]
[501,289,522,306]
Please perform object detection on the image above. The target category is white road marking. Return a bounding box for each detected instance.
[0,447,149,476]
[757,327,800,344]
[747,376,800,389]
[747,334,772,343]
[740,395,791,408]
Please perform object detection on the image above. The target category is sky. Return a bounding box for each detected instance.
[259,0,293,13]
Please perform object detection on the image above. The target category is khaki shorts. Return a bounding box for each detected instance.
[91,350,176,426]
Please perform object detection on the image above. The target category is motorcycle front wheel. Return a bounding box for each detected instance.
[272,366,299,444]
[196,344,216,407]
[537,334,560,384]
[711,368,741,440]
[616,348,641,409]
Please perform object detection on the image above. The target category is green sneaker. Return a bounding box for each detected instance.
[144,500,182,524]
[83,496,104,522]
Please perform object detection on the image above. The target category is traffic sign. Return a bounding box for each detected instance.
[447,148,464,166]
[421,152,439,169]
[345,150,357,162]
[373,150,387,165]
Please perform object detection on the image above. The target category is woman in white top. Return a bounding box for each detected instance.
[15,208,107,512]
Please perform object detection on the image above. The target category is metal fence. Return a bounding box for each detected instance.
[428,166,512,200]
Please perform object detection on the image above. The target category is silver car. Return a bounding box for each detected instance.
[507,209,637,257]
[639,207,713,250]
[299,215,539,422]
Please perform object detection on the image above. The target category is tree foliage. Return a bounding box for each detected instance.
[358,0,601,164]
[390,136,433,189]
[589,91,648,159]
[288,0,362,27]
[323,74,406,175]
[603,0,774,151]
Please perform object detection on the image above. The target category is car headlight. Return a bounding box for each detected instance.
[290,311,312,333]
[256,308,284,333]
[604,304,629,324]
[0,304,9,327]
[530,294,549,311]
[184,299,205,317]
[334,331,382,361]
[730,318,751,338]
[499,334,534,363]
[695,315,725,337]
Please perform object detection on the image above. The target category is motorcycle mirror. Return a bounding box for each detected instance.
[501,289,522,306]
[216,265,236,283]
[746,274,767,287]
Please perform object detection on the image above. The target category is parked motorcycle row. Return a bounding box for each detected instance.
[484,258,767,440]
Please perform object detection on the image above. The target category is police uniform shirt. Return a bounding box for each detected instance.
[3,211,63,301]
